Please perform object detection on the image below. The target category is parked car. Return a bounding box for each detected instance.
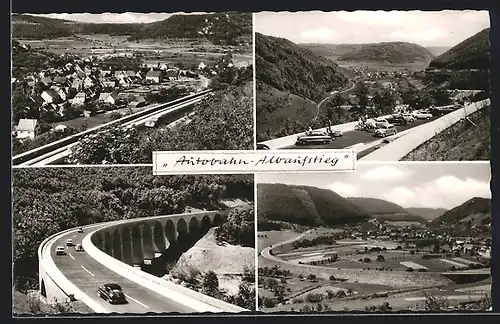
[75,244,84,252]
[329,129,343,137]
[66,239,75,246]
[374,124,398,137]
[412,111,433,119]
[401,113,415,123]
[55,246,66,255]
[256,143,270,150]
[97,284,128,304]
[375,117,389,128]
[386,115,408,126]
[296,131,333,145]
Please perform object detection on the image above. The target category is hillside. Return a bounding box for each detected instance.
[256,33,347,102]
[432,197,491,226]
[426,46,451,57]
[405,207,448,221]
[12,13,143,39]
[257,183,370,226]
[12,13,251,45]
[429,28,490,70]
[255,33,348,140]
[347,197,428,223]
[303,42,435,65]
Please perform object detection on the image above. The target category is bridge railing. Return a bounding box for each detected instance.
[13,90,212,165]
[83,214,249,313]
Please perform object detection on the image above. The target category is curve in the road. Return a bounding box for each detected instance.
[312,76,359,123]
[44,220,247,314]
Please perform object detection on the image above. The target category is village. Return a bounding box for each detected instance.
[11,44,218,141]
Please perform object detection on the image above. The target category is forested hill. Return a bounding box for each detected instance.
[13,167,253,292]
[256,33,347,102]
[12,14,143,38]
[12,13,252,45]
[303,42,435,65]
[257,183,370,226]
[128,12,252,45]
[429,28,490,70]
[431,197,491,226]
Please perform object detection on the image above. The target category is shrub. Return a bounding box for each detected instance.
[329,275,336,281]
[406,267,414,272]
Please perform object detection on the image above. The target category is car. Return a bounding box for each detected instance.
[329,129,343,137]
[65,239,75,246]
[401,113,415,123]
[55,246,66,255]
[386,115,408,126]
[412,111,433,119]
[256,143,270,150]
[295,131,333,145]
[374,124,398,137]
[77,227,84,233]
[97,284,128,304]
[374,117,389,128]
[75,244,84,252]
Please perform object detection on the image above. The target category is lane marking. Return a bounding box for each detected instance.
[124,294,150,309]
[81,266,94,276]
[73,234,77,238]
[68,253,75,260]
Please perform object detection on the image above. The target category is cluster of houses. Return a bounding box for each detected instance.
[12,54,204,140]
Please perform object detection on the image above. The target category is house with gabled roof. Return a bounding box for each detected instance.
[98,92,120,105]
[41,77,53,87]
[166,69,179,80]
[14,118,37,139]
[70,92,86,106]
[83,76,95,89]
[41,89,62,105]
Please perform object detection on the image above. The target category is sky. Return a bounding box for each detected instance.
[254,10,490,47]
[257,162,491,210]
[31,12,207,24]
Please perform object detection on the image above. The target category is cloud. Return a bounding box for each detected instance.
[384,175,490,209]
[360,165,410,182]
[301,28,338,42]
[389,28,443,42]
[330,182,357,197]
[335,11,407,26]
[34,12,187,24]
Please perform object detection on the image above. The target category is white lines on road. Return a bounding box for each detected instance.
[68,253,75,260]
[124,294,150,309]
[72,234,77,238]
[81,266,94,277]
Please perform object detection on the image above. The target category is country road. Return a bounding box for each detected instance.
[312,76,360,122]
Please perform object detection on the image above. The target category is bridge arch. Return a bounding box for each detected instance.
[177,218,188,236]
[104,231,113,256]
[131,224,143,264]
[122,227,132,265]
[189,217,201,238]
[112,230,122,261]
[164,220,176,244]
[200,215,212,236]
[213,213,223,226]
[153,221,166,253]
[142,223,154,259]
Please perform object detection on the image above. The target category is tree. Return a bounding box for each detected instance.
[202,271,219,296]
[376,255,385,262]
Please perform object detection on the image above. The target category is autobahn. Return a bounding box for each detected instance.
[12,90,211,166]
[49,224,200,313]
[282,116,440,150]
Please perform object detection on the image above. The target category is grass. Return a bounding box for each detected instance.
[401,106,491,161]
[257,230,300,254]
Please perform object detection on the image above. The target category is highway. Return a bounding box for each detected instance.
[50,224,197,313]
[312,76,360,122]
[13,90,210,166]
[283,116,439,150]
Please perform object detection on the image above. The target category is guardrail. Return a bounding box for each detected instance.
[38,224,117,312]
[361,99,491,161]
[81,214,248,313]
[13,90,212,165]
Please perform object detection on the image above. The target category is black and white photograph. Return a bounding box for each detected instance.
[11,12,253,166]
[257,162,492,312]
[12,167,256,314]
[255,11,491,161]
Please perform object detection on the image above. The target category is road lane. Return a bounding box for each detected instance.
[50,225,198,313]
[283,116,439,150]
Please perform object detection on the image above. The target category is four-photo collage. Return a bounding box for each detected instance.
[11,10,492,315]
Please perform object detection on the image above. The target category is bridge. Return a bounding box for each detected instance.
[38,210,248,313]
